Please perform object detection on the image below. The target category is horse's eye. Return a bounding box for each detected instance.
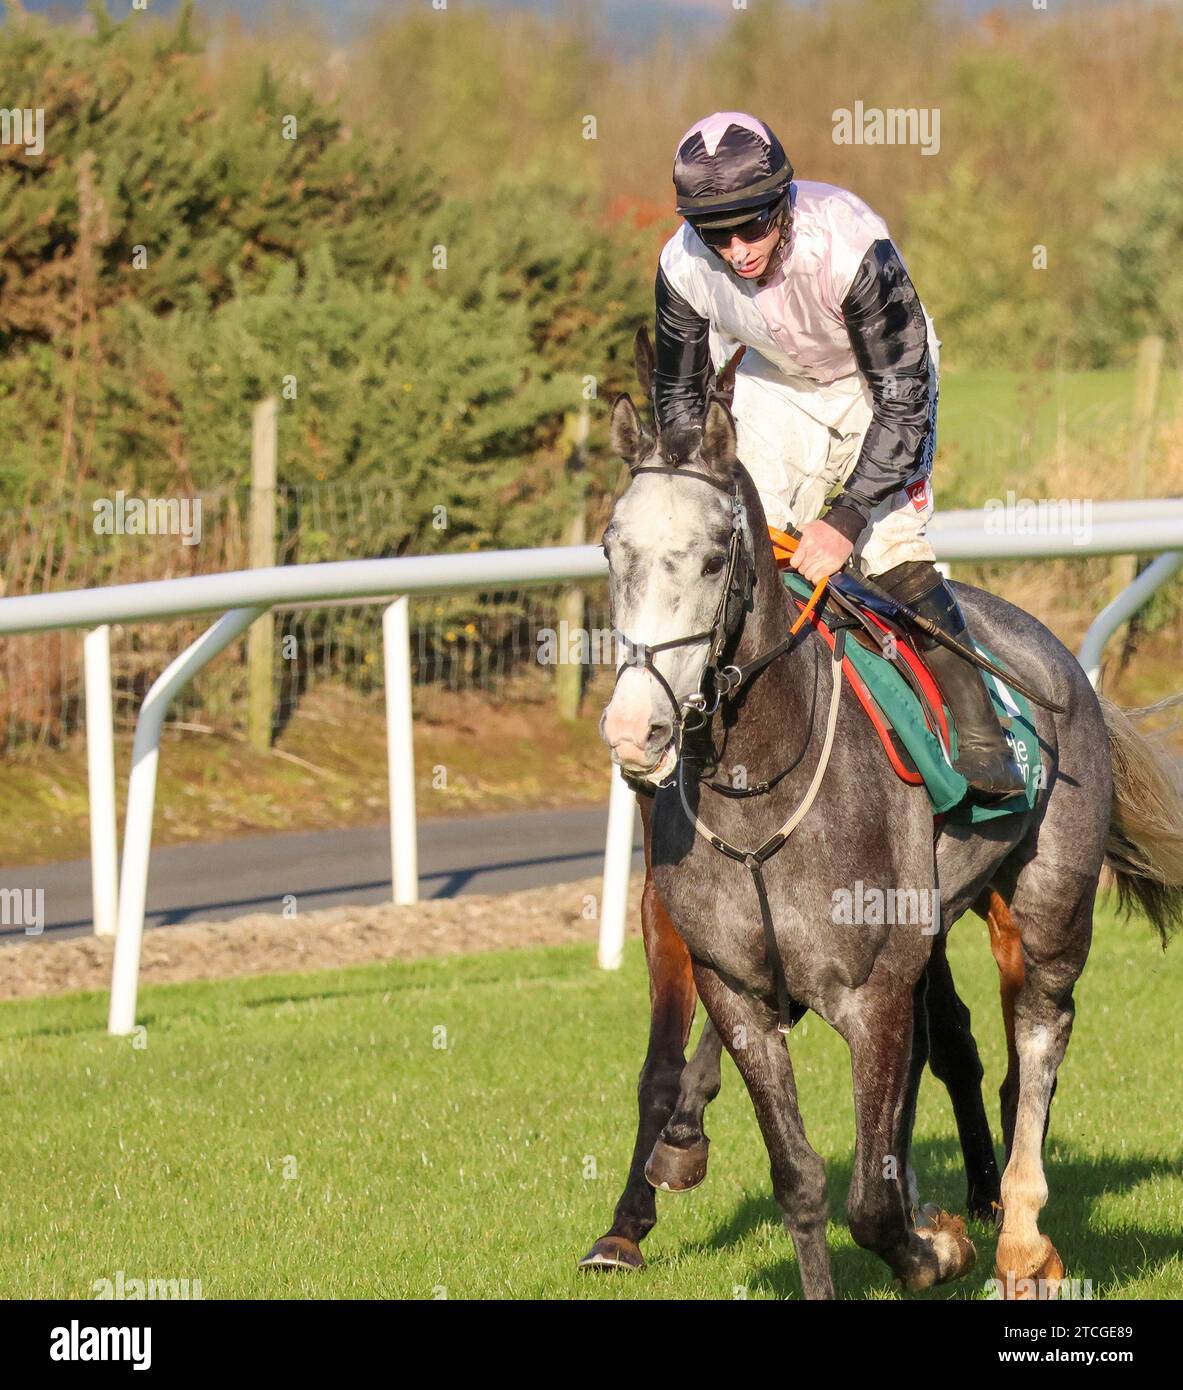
[702,554,727,576]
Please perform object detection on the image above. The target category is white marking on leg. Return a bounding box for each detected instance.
[999,1024,1055,1268]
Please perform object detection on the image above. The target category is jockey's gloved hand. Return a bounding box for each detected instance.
[788,518,854,585]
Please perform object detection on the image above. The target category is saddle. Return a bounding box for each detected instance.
[770,534,1039,825]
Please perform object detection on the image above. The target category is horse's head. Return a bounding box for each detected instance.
[600,331,754,781]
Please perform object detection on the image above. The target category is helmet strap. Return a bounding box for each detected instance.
[757,202,793,284]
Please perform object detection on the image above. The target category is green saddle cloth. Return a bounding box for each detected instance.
[782,572,1039,823]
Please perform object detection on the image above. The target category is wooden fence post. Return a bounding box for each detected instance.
[248,397,278,751]
[1130,334,1164,500]
[1118,336,1166,670]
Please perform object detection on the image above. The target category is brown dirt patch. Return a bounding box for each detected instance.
[0,875,645,1002]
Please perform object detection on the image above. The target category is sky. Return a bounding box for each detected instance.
[18,0,727,42]
[12,0,1129,46]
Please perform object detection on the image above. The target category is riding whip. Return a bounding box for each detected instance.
[773,524,1067,715]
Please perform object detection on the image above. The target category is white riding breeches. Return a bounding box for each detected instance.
[727,325,940,578]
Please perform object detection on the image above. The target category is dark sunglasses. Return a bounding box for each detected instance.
[693,197,786,249]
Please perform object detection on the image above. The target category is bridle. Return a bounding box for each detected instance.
[610,452,826,778]
[610,460,753,766]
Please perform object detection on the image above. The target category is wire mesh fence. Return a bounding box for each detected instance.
[3,377,1182,756]
[0,478,614,752]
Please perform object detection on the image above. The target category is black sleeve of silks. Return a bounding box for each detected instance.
[824,239,933,547]
[654,263,712,433]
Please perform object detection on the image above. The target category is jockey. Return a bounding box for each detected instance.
[656,110,1025,797]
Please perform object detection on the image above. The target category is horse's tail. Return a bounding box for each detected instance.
[1100,692,1183,947]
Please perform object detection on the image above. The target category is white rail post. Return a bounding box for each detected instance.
[84,625,119,938]
[108,606,264,1036]
[384,597,418,905]
[599,767,636,970]
[1077,550,1183,687]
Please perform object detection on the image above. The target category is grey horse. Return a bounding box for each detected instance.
[581,364,1183,1298]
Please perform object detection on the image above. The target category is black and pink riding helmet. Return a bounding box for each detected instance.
[673,111,793,241]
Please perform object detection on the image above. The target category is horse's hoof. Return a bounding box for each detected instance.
[905,1206,976,1290]
[644,1136,709,1192]
[996,1234,1064,1299]
[578,1235,645,1272]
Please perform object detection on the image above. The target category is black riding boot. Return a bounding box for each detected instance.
[873,561,1026,798]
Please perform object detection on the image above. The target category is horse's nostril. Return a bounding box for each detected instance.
[648,720,673,748]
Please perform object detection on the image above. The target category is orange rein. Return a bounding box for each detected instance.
[768,524,829,635]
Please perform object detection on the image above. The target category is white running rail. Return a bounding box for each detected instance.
[0,510,1179,1034]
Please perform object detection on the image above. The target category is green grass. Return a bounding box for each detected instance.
[936,366,1180,509]
[4,895,1178,1295]
[0,901,1180,1301]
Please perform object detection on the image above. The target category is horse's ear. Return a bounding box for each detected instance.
[701,396,738,479]
[633,325,655,398]
[714,345,745,407]
[609,393,646,463]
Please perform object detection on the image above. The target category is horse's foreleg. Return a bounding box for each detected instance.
[894,940,1000,1228]
[896,970,930,1221]
[645,1016,723,1192]
[579,797,697,1271]
[693,960,834,1299]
